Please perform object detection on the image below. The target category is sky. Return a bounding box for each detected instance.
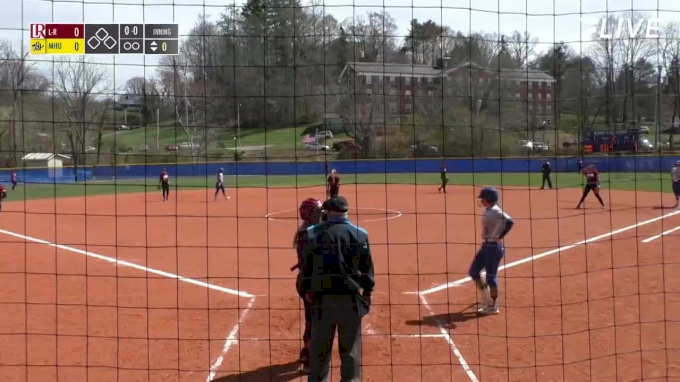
[2,0,680,89]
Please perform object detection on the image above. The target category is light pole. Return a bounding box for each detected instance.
[237,103,242,149]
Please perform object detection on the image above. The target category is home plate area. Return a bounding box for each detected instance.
[210,292,469,382]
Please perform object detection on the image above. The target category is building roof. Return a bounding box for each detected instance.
[21,153,71,161]
[341,61,555,81]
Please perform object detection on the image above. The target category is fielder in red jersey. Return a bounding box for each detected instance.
[0,183,6,212]
[292,198,323,373]
[159,169,170,201]
[327,169,340,198]
[576,165,605,209]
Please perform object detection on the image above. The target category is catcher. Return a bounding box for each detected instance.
[291,197,324,373]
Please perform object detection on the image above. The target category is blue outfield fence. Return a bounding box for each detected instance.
[1,156,679,184]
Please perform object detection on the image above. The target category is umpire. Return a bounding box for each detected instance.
[301,196,375,382]
[540,160,553,189]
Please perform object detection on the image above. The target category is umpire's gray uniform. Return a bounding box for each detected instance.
[301,196,375,382]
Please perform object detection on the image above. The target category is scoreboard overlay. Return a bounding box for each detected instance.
[30,23,179,55]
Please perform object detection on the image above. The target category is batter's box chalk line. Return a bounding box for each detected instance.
[266,207,402,223]
[207,296,257,382]
[363,323,447,339]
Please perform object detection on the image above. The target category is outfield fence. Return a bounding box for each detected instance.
[0,156,678,184]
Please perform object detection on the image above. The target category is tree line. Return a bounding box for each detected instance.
[2,5,680,165]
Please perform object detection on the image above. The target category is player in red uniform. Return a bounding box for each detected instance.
[10,171,17,190]
[0,183,6,212]
[576,165,605,209]
[158,169,170,201]
[291,198,324,373]
[327,169,340,198]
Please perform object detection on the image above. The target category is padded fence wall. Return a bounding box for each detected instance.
[0,156,678,183]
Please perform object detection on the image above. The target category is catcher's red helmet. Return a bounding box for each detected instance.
[299,198,322,222]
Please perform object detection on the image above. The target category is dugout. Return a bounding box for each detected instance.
[21,153,71,180]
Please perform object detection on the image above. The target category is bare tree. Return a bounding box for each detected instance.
[93,97,113,167]
[341,11,399,63]
[589,13,655,124]
[0,39,39,166]
[660,22,680,148]
[52,57,110,167]
[505,30,538,69]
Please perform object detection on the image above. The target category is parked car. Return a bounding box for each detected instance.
[117,125,130,131]
[411,143,438,154]
[533,142,549,151]
[316,131,333,139]
[305,142,329,150]
[521,140,548,151]
[85,146,96,152]
[180,142,199,149]
[165,144,180,151]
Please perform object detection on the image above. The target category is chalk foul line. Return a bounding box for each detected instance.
[0,229,254,299]
[419,293,479,382]
[413,210,680,295]
[642,225,680,243]
[207,297,256,382]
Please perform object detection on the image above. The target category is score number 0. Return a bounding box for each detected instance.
[74,26,81,51]
[124,25,139,36]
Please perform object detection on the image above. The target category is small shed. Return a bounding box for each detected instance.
[21,153,71,178]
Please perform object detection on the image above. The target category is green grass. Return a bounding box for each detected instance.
[104,124,349,151]
[6,172,674,201]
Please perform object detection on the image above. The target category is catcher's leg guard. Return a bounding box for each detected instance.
[299,299,312,366]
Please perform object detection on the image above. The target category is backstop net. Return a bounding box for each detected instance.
[0,0,679,381]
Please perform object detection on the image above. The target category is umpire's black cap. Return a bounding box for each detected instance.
[322,196,349,213]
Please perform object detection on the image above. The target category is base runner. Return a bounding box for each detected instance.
[469,188,514,315]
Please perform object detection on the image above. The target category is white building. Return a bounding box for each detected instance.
[21,153,71,178]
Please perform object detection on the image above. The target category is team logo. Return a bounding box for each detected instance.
[31,41,44,52]
[30,24,46,39]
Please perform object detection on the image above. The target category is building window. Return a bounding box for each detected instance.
[529,81,534,89]
[366,75,372,85]
[427,90,433,97]
[390,89,396,96]
[547,105,552,114]
[529,104,533,111]
[405,77,411,85]
[405,103,412,113]
[427,77,433,86]
[515,93,520,100]
[390,76,396,85]
[546,93,552,101]
[538,94,542,101]
[390,103,397,114]
[366,89,372,98]
[405,90,411,98]
[547,82,552,89]
[528,93,533,101]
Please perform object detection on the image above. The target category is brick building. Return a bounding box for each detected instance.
[338,59,556,128]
